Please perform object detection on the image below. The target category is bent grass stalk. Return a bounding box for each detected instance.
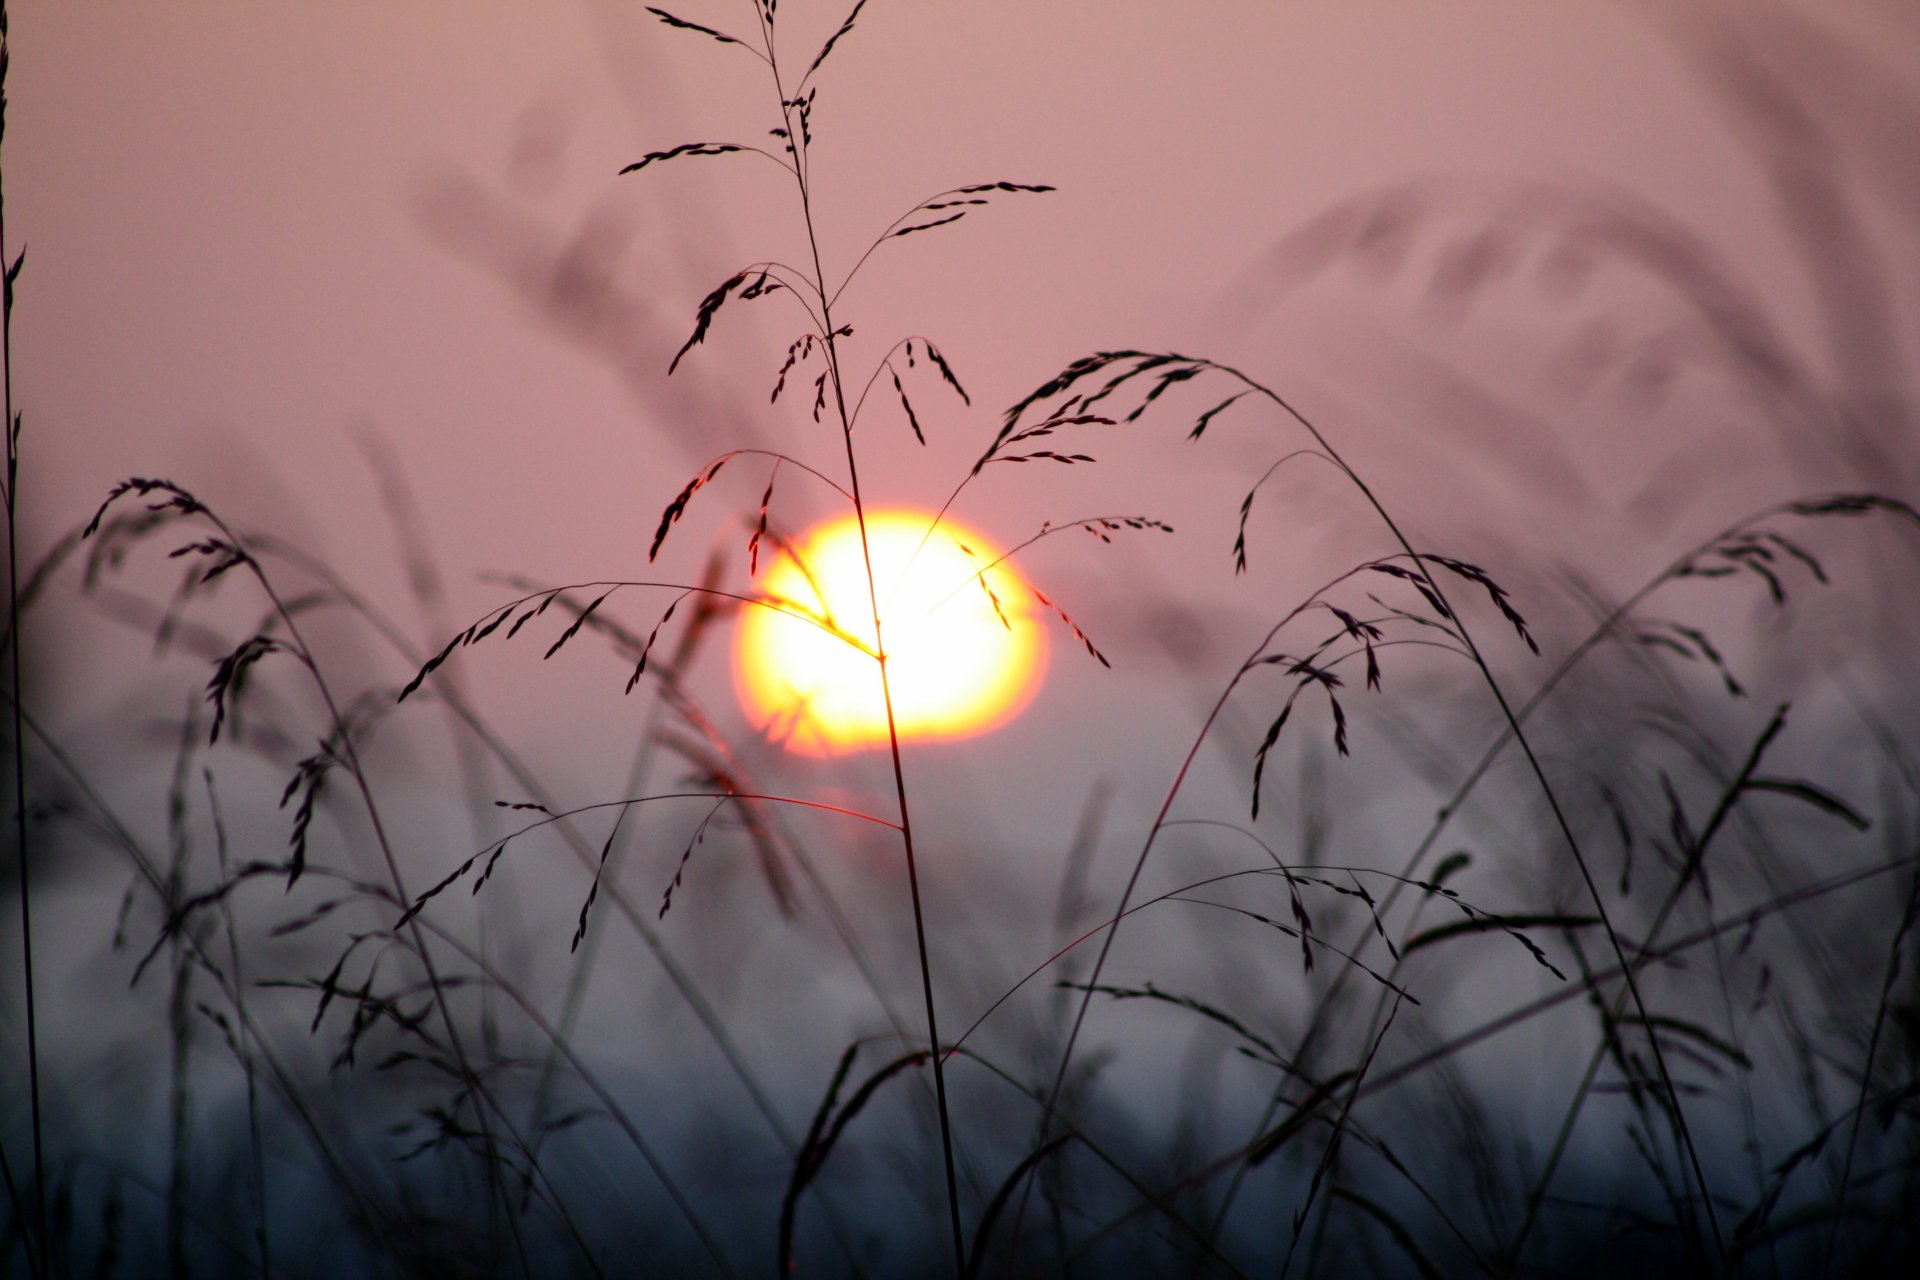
[1203,490,1918,1238]
[1000,352,1731,1265]
[82,481,548,1271]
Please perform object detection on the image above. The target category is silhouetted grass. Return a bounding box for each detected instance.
[6,4,1920,1278]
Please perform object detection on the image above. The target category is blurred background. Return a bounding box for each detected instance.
[6,1,1920,1274]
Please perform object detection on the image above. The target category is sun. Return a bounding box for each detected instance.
[734,509,1047,754]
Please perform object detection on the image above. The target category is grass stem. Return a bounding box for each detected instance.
[0,7,48,1267]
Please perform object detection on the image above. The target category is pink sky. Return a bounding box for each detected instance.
[12,0,1920,842]
[8,9,1920,1271]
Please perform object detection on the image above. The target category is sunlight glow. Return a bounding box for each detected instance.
[734,509,1047,754]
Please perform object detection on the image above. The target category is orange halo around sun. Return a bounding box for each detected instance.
[734,509,1047,755]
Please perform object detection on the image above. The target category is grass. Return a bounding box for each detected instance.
[6,2,1920,1276]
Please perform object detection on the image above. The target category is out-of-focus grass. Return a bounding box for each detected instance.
[6,4,1920,1278]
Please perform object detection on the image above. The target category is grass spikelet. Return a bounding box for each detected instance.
[395,629,458,702]
[541,589,612,660]
[1187,390,1249,440]
[466,603,515,644]
[84,476,205,539]
[1250,702,1293,821]
[1071,515,1173,543]
[924,340,969,406]
[748,468,778,575]
[277,744,333,887]
[1401,910,1596,982]
[627,596,683,693]
[1032,587,1108,667]
[971,412,1114,475]
[667,270,750,374]
[304,939,367,1036]
[1742,776,1869,830]
[619,140,746,177]
[206,635,283,743]
[955,181,1056,196]
[128,861,287,985]
[1717,539,1786,604]
[471,844,506,895]
[658,799,726,920]
[1760,530,1826,582]
[771,334,809,401]
[641,7,748,49]
[1636,620,1745,696]
[889,366,925,444]
[1369,562,1451,620]
[651,457,729,560]
[1785,492,1920,529]
[953,540,1011,630]
[572,807,629,952]
[997,350,1138,434]
[804,0,869,83]
[893,211,966,238]
[1323,604,1386,690]
[671,752,797,917]
[1423,554,1537,653]
[396,842,503,929]
[1123,362,1203,423]
[503,602,545,639]
[492,800,553,814]
[167,536,250,584]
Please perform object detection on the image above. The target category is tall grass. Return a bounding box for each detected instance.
[6,3,1920,1277]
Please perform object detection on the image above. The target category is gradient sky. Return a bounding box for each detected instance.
[15,0,1914,768]
[9,6,1920,1270]
[13,0,1920,890]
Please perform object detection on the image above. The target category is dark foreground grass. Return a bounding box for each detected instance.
[7,4,1920,1277]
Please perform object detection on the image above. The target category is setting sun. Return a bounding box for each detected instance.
[734,509,1047,754]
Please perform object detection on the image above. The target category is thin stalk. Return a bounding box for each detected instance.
[0,6,46,1268]
[165,709,197,1280]
[205,769,270,1278]
[817,155,968,1280]
[754,12,966,1270]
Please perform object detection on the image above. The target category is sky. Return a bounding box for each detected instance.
[14,0,1918,844]
[12,0,1920,937]
[7,1,1920,1268]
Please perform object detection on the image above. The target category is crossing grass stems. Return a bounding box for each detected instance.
[8,3,1920,1277]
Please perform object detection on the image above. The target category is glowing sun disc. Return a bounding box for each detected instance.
[734,509,1047,754]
